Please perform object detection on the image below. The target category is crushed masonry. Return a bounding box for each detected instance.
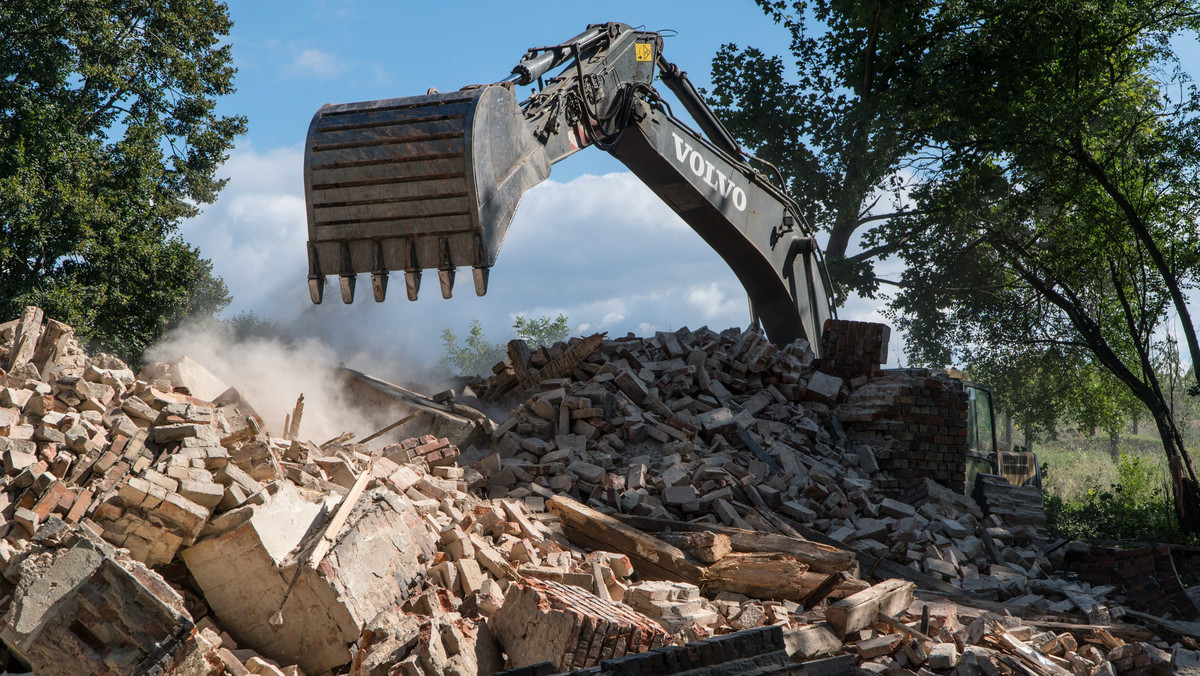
[0,307,1195,676]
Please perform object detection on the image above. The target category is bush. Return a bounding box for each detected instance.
[439,314,571,378]
[1044,453,1178,542]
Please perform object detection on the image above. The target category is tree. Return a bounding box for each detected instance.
[709,0,951,299]
[0,0,246,363]
[512,313,570,349]
[882,0,1200,528]
[714,0,1200,530]
[440,314,571,377]
[967,347,1077,453]
[439,321,505,379]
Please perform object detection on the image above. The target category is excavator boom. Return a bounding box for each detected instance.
[303,22,835,352]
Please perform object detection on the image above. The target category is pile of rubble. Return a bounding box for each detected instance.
[0,306,1197,676]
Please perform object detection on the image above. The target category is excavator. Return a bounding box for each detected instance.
[301,22,1037,494]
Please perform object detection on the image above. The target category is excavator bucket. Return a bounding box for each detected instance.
[304,84,550,303]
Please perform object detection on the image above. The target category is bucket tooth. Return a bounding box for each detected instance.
[472,267,490,296]
[339,275,356,304]
[405,270,422,301]
[439,269,456,299]
[371,272,388,302]
[308,276,325,304]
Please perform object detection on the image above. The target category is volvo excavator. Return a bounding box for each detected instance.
[301,22,1038,493]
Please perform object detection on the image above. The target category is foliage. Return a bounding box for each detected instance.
[967,348,1077,451]
[1044,454,1177,542]
[0,0,247,364]
[712,0,1200,528]
[513,313,570,350]
[440,314,571,378]
[708,0,938,299]
[877,0,1200,527]
[439,321,506,379]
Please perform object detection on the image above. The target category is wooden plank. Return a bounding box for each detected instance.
[1124,608,1200,642]
[877,611,934,643]
[30,318,72,377]
[545,495,705,584]
[307,461,372,567]
[990,628,1074,676]
[703,552,809,602]
[271,460,372,626]
[1024,620,1153,643]
[802,571,848,608]
[917,590,1157,642]
[5,306,42,371]
[826,579,915,637]
[359,410,421,445]
[612,513,856,574]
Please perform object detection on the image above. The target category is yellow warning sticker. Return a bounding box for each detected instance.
[635,43,653,62]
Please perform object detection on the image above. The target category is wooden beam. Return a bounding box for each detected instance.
[656,530,732,564]
[826,579,915,637]
[704,552,809,602]
[802,571,848,609]
[611,514,856,574]
[546,495,705,584]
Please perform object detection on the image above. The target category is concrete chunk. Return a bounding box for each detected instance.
[182,483,435,675]
[0,528,195,674]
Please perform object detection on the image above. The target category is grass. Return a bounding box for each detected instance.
[1036,428,1170,504]
[1034,426,1195,544]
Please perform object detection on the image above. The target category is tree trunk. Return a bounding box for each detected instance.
[1004,413,1014,446]
[1149,400,1200,534]
[1022,424,1034,453]
[1109,430,1119,463]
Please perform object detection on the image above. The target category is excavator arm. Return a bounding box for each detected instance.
[303,22,834,352]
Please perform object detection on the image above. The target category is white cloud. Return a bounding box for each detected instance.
[177,145,894,372]
[180,144,307,315]
[289,48,347,79]
[686,282,744,321]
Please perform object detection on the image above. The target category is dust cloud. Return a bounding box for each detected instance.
[142,322,401,444]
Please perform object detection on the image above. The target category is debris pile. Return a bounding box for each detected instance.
[0,307,1196,676]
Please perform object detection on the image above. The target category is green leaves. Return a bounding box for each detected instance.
[0,0,245,364]
[440,314,572,378]
[718,0,1200,528]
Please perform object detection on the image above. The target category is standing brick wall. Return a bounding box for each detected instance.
[837,369,970,492]
[819,319,890,379]
[1063,544,1199,621]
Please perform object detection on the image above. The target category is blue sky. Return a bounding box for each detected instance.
[216,2,793,171]
[178,1,1200,376]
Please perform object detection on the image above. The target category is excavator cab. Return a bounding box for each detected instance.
[962,381,1042,491]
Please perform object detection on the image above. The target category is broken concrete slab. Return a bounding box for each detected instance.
[0,525,196,674]
[182,482,436,675]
